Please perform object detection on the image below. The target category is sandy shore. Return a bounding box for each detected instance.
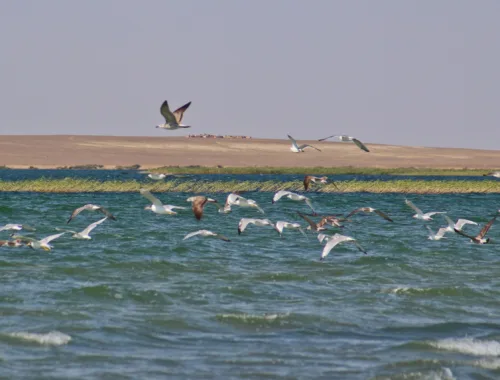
[0,135,498,169]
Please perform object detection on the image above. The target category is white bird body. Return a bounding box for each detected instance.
[0,224,26,232]
[23,232,66,251]
[232,197,265,214]
[238,218,279,235]
[183,229,230,242]
[443,215,477,232]
[275,221,306,237]
[140,189,186,215]
[148,174,167,180]
[321,233,366,260]
[58,217,108,240]
[405,199,446,221]
[272,190,315,213]
[156,100,191,130]
[426,226,448,241]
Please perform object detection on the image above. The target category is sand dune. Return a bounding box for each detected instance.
[0,135,498,169]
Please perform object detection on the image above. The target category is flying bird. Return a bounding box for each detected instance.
[14,232,66,251]
[287,135,321,153]
[297,212,344,232]
[320,233,367,261]
[140,189,187,215]
[147,173,171,180]
[67,204,116,224]
[405,199,446,221]
[227,194,265,214]
[0,224,36,232]
[345,207,394,222]
[272,190,316,213]
[186,196,218,220]
[483,171,500,178]
[238,218,279,235]
[56,217,108,240]
[183,230,230,242]
[303,176,335,191]
[156,100,191,130]
[275,221,306,237]
[426,226,448,241]
[454,214,497,244]
[318,135,369,152]
[443,215,477,232]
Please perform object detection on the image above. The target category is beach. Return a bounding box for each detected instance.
[0,135,498,169]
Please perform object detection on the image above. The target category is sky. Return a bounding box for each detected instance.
[1,0,499,150]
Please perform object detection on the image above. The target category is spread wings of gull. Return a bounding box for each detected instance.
[454,214,497,244]
[272,190,316,213]
[317,135,369,152]
[287,135,321,153]
[345,207,394,222]
[14,232,66,251]
[275,221,307,238]
[303,175,336,191]
[405,199,446,221]
[443,215,477,232]
[0,224,36,232]
[67,204,116,224]
[140,189,187,215]
[227,194,265,214]
[156,100,191,130]
[320,233,367,261]
[426,226,448,241]
[297,212,344,232]
[186,196,218,220]
[56,217,108,240]
[238,218,280,235]
[183,230,231,242]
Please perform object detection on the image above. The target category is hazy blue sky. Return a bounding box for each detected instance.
[1,0,499,149]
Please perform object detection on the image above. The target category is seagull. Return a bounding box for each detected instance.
[183,229,230,242]
[320,233,367,261]
[67,204,116,224]
[454,214,497,244]
[56,217,108,240]
[303,176,335,191]
[317,135,369,152]
[345,207,394,222]
[483,171,500,178]
[287,135,321,153]
[229,195,265,214]
[140,189,187,215]
[297,212,344,232]
[186,196,218,220]
[0,224,36,232]
[443,215,477,232]
[275,221,306,237]
[272,190,316,213]
[405,199,446,221]
[426,226,448,241]
[156,100,191,130]
[13,232,66,251]
[238,218,279,235]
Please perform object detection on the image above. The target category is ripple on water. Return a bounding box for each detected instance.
[5,331,71,346]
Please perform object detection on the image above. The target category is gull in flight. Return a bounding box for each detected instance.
[287,135,321,153]
[67,204,116,224]
[183,229,231,242]
[345,207,394,222]
[297,212,345,232]
[454,214,497,244]
[426,226,448,241]
[156,100,191,130]
[56,217,108,240]
[405,199,446,221]
[238,218,280,235]
[225,193,264,214]
[443,215,477,232]
[0,224,36,232]
[275,221,307,238]
[140,189,187,215]
[303,175,336,191]
[318,135,369,152]
[483,171,500,178]
[272,190,316,213]
[186,196,218,220]
[13,232,66,251]
[320,233,367,261]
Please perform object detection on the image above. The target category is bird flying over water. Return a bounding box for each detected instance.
[186,196,218,220]
[405,199,446,221]
[443,215,477,232]
[345,207,393,222]
[297,212,344,232]
[272,190,316,213]
[183,229,231,242]
[287,135,321,153]
[320,233,367,261]
[454,214,497,244]
[317,135,370,152]
[238,218,279,235]
[14,232,66,251]
[483,171,500,178]
[156,100,191,130]
[67,204,116,224]
[426,226,448,241]
[303,176,334,191]
[140,189,187,215]
[56,217,108,240]
[275,221,306,238]
[0,224,36,232]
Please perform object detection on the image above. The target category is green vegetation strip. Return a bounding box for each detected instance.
[0,179,499,193]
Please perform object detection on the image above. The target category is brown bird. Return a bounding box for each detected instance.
[297,212,345,232]
[67,204,117,224]
[454,214,497,244]
[345,207,394,222]
[186,196,218,220]
[303,175,334,191]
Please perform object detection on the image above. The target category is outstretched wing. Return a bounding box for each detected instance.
[345,208,363,219]
[455,218,477,230]
[287,135,299,148]
[477,215,497,239]
[453,228,476,240]
[405,199,423,215]
[304,198,316,213]
[215,233,231,242]
[444,215,455,229]
[40,232,66,245]
[183,230,204,240]
[140,189,163,208]
[374,209,393,222]
[160,100,177,124]
[173,101,191,124]
[303,176,311,191]
[299,144,321,152]
[81,217,108,236]
[272,190,292,203]
[297,211,318,231]
[352,138,369,152]
[67,204,94,224]
[317,135,338,142]
[98,207,116,221]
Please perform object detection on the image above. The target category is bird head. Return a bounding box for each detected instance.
[144,205,152,211]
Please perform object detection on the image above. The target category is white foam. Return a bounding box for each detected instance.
[8,331,72,345]
[430,338,500,356]
[385,287,426,294]
[472,358,500,369]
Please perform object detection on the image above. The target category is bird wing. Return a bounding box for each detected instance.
[454,228,475,240]
[226,193,241,206]
[425,212,446,217]
[97,207,116,221]
[215,233,231,242]
[425,226,434,235]
[477,215,497,239]
[10,234,36,243]
[436,227,448,238]
[345,208,363,219]
[140,189,163,208]
[405,199,423,215]
[275,221,285,234]
[352,138,369,152]
[238,218,254,234]
[374,209,394,222]
[183,230,204,240]
[172,101,191,124]
[443,215,455,229]
[67,204,94,224]
[287,135,299,149]
[352,241,367,254]
[304,198,316,213]
[299,144,321,152]
[40,232,66,244]
[81,217,108,236]
[297,212,318,231]
[317,135,338,142]
[55,227,77,234]
[455,219,478,230]
[273,190,292,203]
[248,200,265,214]
[303,176,311,191]
[321,235,348,260]
[160,101,177,124]
[192,197,208,220]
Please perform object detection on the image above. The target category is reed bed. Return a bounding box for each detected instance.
[0,178,499,193]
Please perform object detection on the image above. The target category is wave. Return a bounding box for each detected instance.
[7,331,71,345]
[428,337,500,356]
[374,367,455,380]
[381,286,479,297]
[216,312,290,324]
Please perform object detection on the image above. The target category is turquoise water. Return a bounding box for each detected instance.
[1,187,500,379]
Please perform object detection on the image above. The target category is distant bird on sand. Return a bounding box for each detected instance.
[483,171,500,178]
[140,189,187,215]
[320,233,367,261]
[303,176,334,191]
[56,217,108,240]
[454,214,497,244]
[272,190,316,213]
[287,135,321,153]
[156,100,191,130]
[14,232,66,251]
[67,204,116,224]
[238,218,279,235]
[405,199,446,221]
[345,207,394,222]
[186,196,218,220]
[183,229,230,242]
[318,135,369,152]
[443,215,477,232]
[426,226,448,241]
